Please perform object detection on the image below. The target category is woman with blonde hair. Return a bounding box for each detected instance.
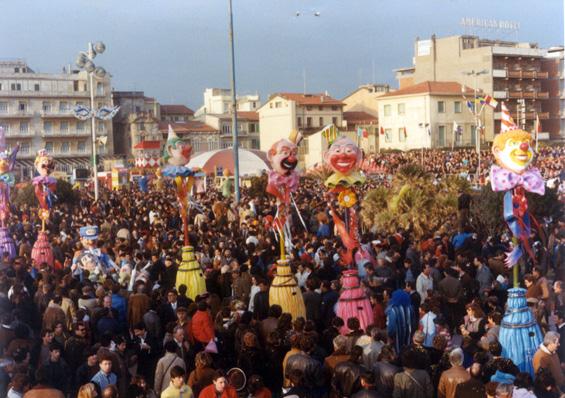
[77,383,98,398]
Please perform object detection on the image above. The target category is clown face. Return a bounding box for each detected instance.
[167,140,192,166]
[324,137,362,175]
[35,155,54,177]
[268,139,298,176]
[493,133,534,174]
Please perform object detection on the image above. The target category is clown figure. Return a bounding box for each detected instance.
[32,149,57,222]
[72,226,118,282]
[324,136,365,189]
[0,127,19,261]
[266,136,299,224]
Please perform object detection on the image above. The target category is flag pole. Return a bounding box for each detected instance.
[535,112,539,153]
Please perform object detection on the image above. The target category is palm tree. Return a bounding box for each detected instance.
[361,163,465,239]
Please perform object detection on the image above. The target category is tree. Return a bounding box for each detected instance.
[12,179,79,208]
[360,163,466,239]
[246,173,268,198]
[470,185,561,239]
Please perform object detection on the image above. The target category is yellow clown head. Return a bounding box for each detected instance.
[492,129,534,175]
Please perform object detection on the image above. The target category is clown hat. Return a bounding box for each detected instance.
[79,226,98,240]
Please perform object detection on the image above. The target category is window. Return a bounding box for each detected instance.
[96,123,104,133]
[59,164,70,173]
[18,102,26,112]
[438,101,445,113]
[19,122,29,134]
[45,142,54,153]
[251,138,259,149]
[60,121,69,133]
[275,102,282,108]
[332,117,338,125]
[306,106,312,111]
[222,124,231,134]
[96,82,104,95]
[252,102,256,108]
[0,102,7,113]
[249,123,256,133]
[0,123,9,133]
[34,83,40,92]
[331,106,338,111]
[319,117,324,127]
[398,128,406,142]
[297,117,302,127]
[383,105,391,116]
[78,141,86,153]
[397,103,405,115]
[306,117,312,127]
[454,101,462,113]
[138,122,145,131]
[44,121,52,133]
[384,128,392,143]
[61,142,70,153]
[42,101,52,113]
[438,125,446,147]
[77,121,85,132]
[455,125,463,145]
[73,81,79,91]
[318,106,323,111]
[11,83,21,91]
[59,101,69,112]
[20,142,30,154]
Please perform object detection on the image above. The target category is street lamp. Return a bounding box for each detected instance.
[228,0,240,203]
[462,69,489,184]
[73,41,118,201]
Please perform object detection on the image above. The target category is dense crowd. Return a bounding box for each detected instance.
[0,148,564,398]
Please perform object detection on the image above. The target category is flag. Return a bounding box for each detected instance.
[453,121,462,136]
[362,129,368,138]
[357,127,363,138]
[320,124,339,144]
[380,126,385,135]
[403,127,407,139]
[500,102,517,133]
[480,95,499,109]
[466,100,474,112]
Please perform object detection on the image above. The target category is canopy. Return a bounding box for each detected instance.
[187,148,270,177]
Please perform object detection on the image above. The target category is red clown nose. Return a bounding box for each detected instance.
[519,142,529,151]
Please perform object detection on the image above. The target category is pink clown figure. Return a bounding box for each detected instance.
[32,150,57,222]
[336,269,373,335]
[323,136,366,267]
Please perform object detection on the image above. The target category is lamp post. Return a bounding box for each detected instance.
[462,69,489,185]
[74,41,109,202]
[228,0,240,203]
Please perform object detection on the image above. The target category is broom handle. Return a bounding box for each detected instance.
[279,227,286,261]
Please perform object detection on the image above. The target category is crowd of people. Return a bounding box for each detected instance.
[0,147,564,398]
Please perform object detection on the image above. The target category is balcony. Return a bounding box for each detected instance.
[4,130,34,138]
[0,110,33,118]
[0,90,94,98]
[41,130,91,137]
[41,110,75,118]
[494,111,550,120]
[493,90,508,99]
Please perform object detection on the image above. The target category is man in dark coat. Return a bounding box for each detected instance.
[253,279,270,321]
[303,278,322,325]
[454,362,486,398]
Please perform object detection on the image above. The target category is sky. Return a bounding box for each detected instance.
[0,0,563,109]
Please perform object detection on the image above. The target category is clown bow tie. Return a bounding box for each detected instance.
[490,165,545,195]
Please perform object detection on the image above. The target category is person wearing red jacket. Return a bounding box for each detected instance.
[198,372,238,398]
[190,301,215,349]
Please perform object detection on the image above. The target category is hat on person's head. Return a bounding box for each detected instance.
[79,226,98,240]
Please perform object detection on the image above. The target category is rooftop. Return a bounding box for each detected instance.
[343,111,378,124]
[270,92,345,106]
[158,121,216,134]
[134,140,161,150]
[160,105,195,115]
[379,81,478,98]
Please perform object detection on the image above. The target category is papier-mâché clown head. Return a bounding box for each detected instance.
[268,138,298,176]
[323,136,362,175]
[79,226,98,249]
[492,129,534,175]
[34,149,55,177]
[162,125,192,166]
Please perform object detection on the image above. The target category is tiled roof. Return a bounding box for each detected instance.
[343,111,378,124]
[272,93,345,106]
[160,105,195,115]
[236,111,259,121]
[158,121,217,134]
[134,140,161,149]
[379,81,478,98]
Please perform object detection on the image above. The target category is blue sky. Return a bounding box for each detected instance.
[0,0,562,108]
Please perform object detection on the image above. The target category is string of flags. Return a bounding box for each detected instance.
[321,124,339,145]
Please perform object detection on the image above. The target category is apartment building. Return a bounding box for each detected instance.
[258,93,344,167]
[158,120,219,155]
[160,105,194,122]
[112,90,159,157]
[396,35,562,141]
[376,81,477,150]
[195,88,260,117]
[342,84,391,117]
[0,60,113,178]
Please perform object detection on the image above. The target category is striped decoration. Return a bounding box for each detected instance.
[501,101,517,132]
